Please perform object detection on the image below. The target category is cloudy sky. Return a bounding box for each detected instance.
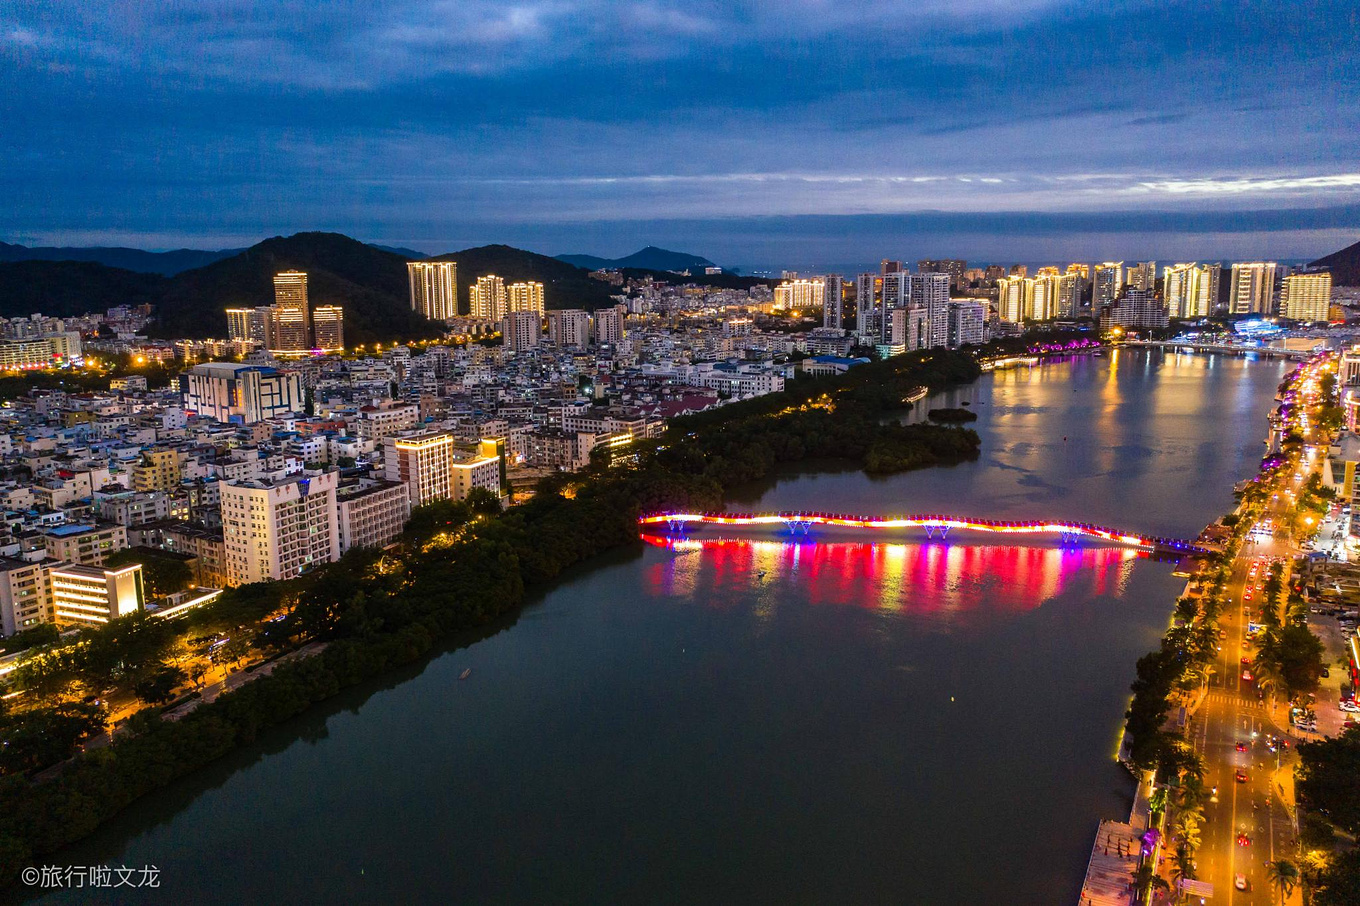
[3,0,1358,269]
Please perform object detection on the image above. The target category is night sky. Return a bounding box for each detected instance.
[4,1,1358,269]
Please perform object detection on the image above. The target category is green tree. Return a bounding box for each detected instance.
[105,547,193,599]
[0,702,105,775]
[1264,859,1299,905]
[1296,726,1360,835]
[1312,848,1360,906]
[133,665,186,705]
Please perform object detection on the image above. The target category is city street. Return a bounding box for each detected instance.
[1187,531,1299,904]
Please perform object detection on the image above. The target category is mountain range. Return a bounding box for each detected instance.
[0,233,752,346]
[1310,239,1360,286]
[0,241,240,276]
[555,246,717,272]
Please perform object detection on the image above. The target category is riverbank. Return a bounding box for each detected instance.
[0,347,994,885]
[1088,352,1333,904]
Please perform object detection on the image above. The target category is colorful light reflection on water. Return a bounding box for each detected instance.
[640,531,1143,616]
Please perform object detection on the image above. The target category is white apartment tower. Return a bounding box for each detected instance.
[1230,262,1278,315]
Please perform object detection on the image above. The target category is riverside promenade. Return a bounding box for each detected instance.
[1077,778,1152,905]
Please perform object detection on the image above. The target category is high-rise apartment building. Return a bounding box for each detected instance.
[1055,273,1082,319]
[907,272,951,348]
[1127,261,1157,292]
[1229,262,1279,315]
[226,308,253,342]
[918,259,967,288]
[821,275,844,329]
[1099,288,1169,330]
[855,273,882,340]
[312,305,344,352]
[407,261,457,321]
[547,309,590,348]
[220,472,340,586]
[947,300,987,348]
[270,271,310,354]
[507,281,545,314]
[881,260,903,274]
[501,311,541,352]
[997,277,1026,323]
[250,306,275,347]
[1094,262,1124,307]
[1281,272,1333,322]
[1162,263,1219,319]
[470,275,508,320]
[592,306,626,345]
[773,279,825,310]
[1027,274,1058,321]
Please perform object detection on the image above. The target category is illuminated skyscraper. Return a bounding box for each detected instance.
[1162,263,1219,319]
[226,308,252,342]
[407,261,457,321]
[997,277,1026,322]
[1094,262,1124,307]
[270,271,310,354]
[1127,261,1157,292]
[312,305,344,352]
[1281,272,1332,322]
[507,281,545,314]
[1230,262,1279,315]
[470,275,508,320]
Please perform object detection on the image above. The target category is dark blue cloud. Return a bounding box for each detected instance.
[2,0,1358,259]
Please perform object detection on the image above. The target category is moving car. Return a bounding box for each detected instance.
[1236,832,1251,847]
[1235,770,1249,783]
[1242,669,1253,681]
[1236,742,1248,752]
[1235,874,1249,891]
[1339,700,1360,713]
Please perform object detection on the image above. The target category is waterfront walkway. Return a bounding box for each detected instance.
[1077,820,1140,906]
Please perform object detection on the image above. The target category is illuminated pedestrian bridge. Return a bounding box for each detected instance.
[637,512,1209,554]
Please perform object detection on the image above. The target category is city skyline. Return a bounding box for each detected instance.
[3,2,1358,263]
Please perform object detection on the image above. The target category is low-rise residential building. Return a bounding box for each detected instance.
[49,561,145,627]
[42,522,128,566]
[337,479,410,553]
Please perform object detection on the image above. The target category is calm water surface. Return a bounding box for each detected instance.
[33,350,1287,905]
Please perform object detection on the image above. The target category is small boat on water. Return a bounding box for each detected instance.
[458,668,472,680]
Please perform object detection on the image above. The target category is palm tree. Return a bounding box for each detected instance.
[1265,859,1299,905]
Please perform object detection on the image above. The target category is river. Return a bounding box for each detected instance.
[30,349,1288,905]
